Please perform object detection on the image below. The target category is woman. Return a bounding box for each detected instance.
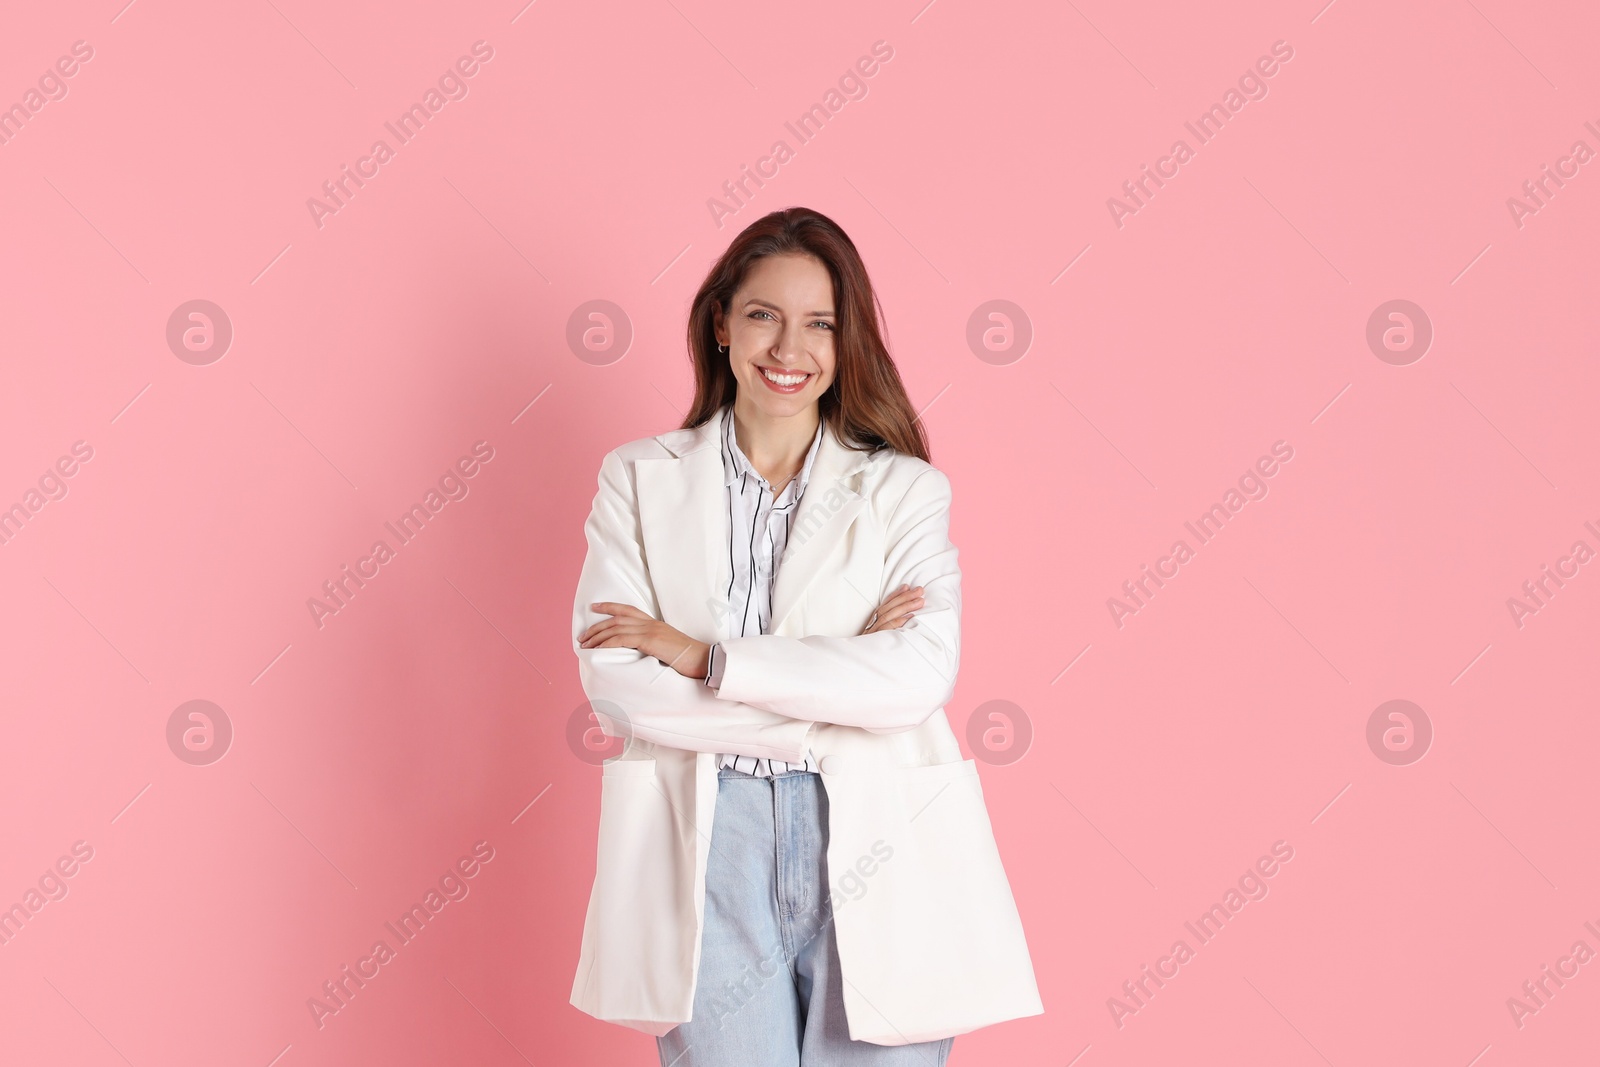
[569,207,1042,1065]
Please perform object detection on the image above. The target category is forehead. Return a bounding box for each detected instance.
[736,253,835,310]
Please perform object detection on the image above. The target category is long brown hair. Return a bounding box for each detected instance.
[681,207,930,462]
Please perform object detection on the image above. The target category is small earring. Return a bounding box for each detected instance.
[717,343,727,353]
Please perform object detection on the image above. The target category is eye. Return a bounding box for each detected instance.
[811,321,835,331]
[748,310,775,321]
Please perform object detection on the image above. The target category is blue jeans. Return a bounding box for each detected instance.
[657,766,955,1067]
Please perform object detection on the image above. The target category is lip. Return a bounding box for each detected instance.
[756,365,813,395]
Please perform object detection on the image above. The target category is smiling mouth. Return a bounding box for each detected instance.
[760,366,812,387]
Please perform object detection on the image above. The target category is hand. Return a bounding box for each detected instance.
[860,584,925,635]
[582,602,710,679]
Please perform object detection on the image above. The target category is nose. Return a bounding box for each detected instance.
[772,322,807,364]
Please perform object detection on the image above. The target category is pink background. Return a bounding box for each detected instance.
[2,0,1597,1064]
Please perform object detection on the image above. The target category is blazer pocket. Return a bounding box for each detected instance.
[600,756,658,778]
[892,758,979,788]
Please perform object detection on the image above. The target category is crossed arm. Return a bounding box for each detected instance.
[570,449,961,761]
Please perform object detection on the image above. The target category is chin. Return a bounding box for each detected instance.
[749,390,818,413]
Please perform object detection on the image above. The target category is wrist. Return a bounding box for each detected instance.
[683,639,711,681]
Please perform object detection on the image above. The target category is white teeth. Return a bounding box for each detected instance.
[762,367,809,386]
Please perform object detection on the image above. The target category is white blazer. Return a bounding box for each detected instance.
[568,410,1043,1046]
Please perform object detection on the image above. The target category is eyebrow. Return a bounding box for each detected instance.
[744,298,835,317]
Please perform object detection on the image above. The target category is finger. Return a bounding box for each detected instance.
[883,592,929,623]
[873,605,916,630]
[579,617,617,644]
[865,590,925,629]
[581,615,634,640]
[591,602,648,619]
[860,607,886,635]
[875,588,921,613]
[876,590,926,616]
[585,616,652,644]
[880,610,913,630]
[579,618,644,648]
[587,634,644,651]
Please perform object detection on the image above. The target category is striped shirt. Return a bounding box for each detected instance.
[703,403,823,776]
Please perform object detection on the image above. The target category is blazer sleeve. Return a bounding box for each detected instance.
[711,466,960,733]
[571,449,817,763]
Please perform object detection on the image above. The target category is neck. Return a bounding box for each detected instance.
[730,398,820,489]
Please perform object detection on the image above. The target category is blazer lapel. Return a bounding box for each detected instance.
[771,421,873,633]
[635,406,877,643]
[635,417,726,644]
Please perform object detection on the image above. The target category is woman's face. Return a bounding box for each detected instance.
[714,253,838,418]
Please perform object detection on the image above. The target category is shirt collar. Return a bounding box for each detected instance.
[720,404,825,500]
